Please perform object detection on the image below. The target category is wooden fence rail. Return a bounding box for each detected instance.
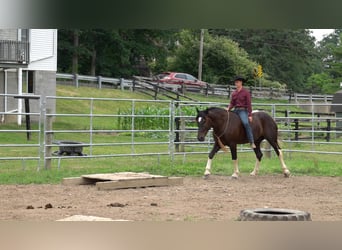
[56,73,333,102]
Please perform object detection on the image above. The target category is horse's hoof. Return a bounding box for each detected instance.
[283,171,291,178]
[250,172,257,176]
[231,174,239,179]
[203,174,210,180]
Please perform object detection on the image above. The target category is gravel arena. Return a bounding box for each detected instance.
[1,174,341,221]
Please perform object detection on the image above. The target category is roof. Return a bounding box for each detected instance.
[331,90,342,112]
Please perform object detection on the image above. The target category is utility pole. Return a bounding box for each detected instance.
[198,29,204,81]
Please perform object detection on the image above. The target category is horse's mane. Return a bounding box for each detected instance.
[206,107,225,112]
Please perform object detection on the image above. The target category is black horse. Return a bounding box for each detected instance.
[196,107,290,179]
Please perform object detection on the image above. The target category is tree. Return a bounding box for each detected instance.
[57,29,76,73]
[316,30,342,93]
[72,30,79,74]
[168,30,257,84]
[57,29,177,78]
[209,29,322,92]
[306,73,331,93]
[317,29,342,66]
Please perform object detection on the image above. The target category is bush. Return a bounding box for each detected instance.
[117,106,170,131]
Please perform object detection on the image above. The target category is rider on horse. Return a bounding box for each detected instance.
[227,76,256,149]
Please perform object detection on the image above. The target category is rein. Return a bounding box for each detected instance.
[214,110,230,152]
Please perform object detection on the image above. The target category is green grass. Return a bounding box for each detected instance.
[0,151,340,184]
[0,85,341,184]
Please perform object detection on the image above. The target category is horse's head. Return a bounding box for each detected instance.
[196,108,213,141]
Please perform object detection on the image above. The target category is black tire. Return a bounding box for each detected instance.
[239,208,311,221]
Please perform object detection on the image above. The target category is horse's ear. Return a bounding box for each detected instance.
[196,107,200,113]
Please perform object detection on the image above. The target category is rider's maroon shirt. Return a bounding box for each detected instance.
[228,87,252,117]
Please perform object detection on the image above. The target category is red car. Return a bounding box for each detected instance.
[157,72,208,88]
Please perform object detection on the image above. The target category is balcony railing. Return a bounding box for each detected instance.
[0,40,29,64]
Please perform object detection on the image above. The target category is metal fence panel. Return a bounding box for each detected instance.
[0,95,341,171]
[0,93,42,169]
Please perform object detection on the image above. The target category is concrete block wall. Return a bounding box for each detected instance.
[33,70,56,115]
[0,70,19,111]
[0,70,20,123]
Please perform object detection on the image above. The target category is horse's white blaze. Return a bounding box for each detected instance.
[198,117,202,123]
[250,159,261,176]
[204,158,212,175]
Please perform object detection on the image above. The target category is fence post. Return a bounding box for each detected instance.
[326,119,331,142]
[294,118,299,141]
[120,78,124,91]
[44,108,53,170]
[181,83,185,95]
[179,117,185,152]
[227,85,231,99]
[97,75,102,89]
[288,90,292,103]
[74,73,79,88]
[317,113,320,128]
[132,79,135,92]
[174,117,180,152]
[154,85,158,100]
[285,109,289,126]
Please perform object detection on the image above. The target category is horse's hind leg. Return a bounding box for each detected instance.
[269,140,290,177]
[203,143,220,179]
[278,148,290,177]
[250,140,263,176]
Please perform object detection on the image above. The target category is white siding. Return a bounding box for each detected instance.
[28,29,57,71]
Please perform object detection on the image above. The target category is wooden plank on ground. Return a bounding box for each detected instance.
[62,177,96,186]
[96,177,181,190]
[62,172,183,190]
[82,172,167,182]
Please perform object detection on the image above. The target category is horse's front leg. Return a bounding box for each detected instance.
[230,145,240,179]
[203,143,220,179]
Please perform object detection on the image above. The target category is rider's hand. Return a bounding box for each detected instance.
[248,116,253,122]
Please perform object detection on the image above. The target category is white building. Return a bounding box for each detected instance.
[0,29,57,124]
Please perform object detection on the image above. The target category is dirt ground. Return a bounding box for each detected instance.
[1,175,341,221]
